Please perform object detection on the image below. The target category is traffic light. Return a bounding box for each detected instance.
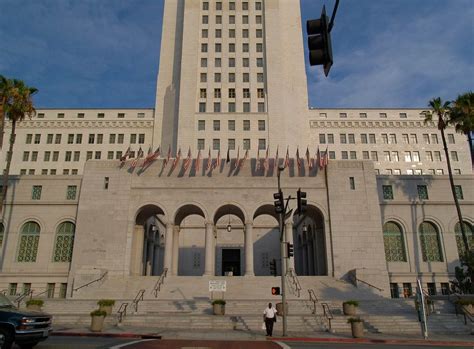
[287,243,294,258]
[307,5,333,76]
[271,287,281,295]
[269,259,277,276]
[273,190,284,214]
[297,188,307,215]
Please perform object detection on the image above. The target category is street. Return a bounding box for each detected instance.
[24,337,473,349]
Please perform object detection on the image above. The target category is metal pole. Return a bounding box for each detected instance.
[277,167,288,336]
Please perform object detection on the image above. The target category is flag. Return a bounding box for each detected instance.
[226,148,230,163]
[263,147,269,171]
[296,147,302,169]
[214,150,221,169]
[284,147,290,169]
[164,145,171,166]
[131,147,144,168]
[172,147,181,169]
[120,146,131,163]
[196,149,202,172]
[141,146,152,168]
[256,148,261,170]
[206,147,212,171]
[317,147,321,169]
[240,149,249,169]
[274,146,279,169]
[235,147,240,169]
[183,147,192,172]
[306,147,313,170]
[321,147,329,169]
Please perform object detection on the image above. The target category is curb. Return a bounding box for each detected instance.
[269,337,474,347]
[51,331,161,339]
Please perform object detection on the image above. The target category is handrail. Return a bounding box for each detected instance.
[32,289,49,298]
[117,302,129,323]
[352,275,384,292]
[132,289,145,312]
[321,302,333,332]
[452,294,474,325]
[0,289,7,295]
[308,289,319,314]
[15,290,33,308]
[153,268,168,298]
[73,271,108,292]
[287,268,302,298]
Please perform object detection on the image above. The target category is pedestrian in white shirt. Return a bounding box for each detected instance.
[263,302,278,336]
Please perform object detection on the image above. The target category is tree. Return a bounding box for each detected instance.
[423,98,468,256]
[0,78,37,218]
[0,75,15,150]
[450,91,474,164]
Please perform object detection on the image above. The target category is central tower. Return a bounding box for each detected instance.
[153,0,310,156]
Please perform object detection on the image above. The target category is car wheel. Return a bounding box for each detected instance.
[0,328,14,349]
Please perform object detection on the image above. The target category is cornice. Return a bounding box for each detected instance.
[6,120,154,129]
[309,120,437,129]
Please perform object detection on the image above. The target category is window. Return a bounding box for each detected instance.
[52,151,59,162]
[348,134,355,144]
[213,103,221,112]
[451,151,458,161]
[215,43,221,53]
[47,134,53,144]
[25,134,33,144]
[228,58,235,67]
[41,169,48,175]
[243,58,249,67]
[341,151,348,160]
[107,151,114,160]
[382,185,394,200]
[371,151,378,161]
[390,283,400,298]
[198,120,205,131]
[340,134,347,144]
[202,1,209,10]
[381,134,388,144]
[256,43,263,52]
[243,73,250,82]
[34,134,41,144]
[379,113,387,118]
[369,134,376,144]
[228,139,235,150]
[216,1,222,10]
[257,88,265,98]
[417,185,428,200]
[242,1,248,10]
[228,120,235,131]
[229,2,235,11]
[319,134,326,144]
[202,15,208,24]
[199,103,206,113]
[392,151,399,162]
[327,134,334,144]
[359,113,367,118]
[362,151,369,160]
[20,169,27,175]
[402,134,409,143]
[243,139,250,150]
[63,169,69,175]
[197,139,205,150]
[17,222,40,262]
[423,134,430,144]
[46,283,55,298]
[229,43,235,52]
[118,134,124,144]
[95,151,101,160]
[256,2,262,10]
[455,221,474,256]
[383,222,406,262]
[97,113,104,118]
[419,222,443,262]
[53,222,75,262]
[256,58,264,67]
[258,139,266,150]
[339,112,347,118]
[201,58,207,68]
[37,113,44,118]
[200,73,207,83]
[215,29,221,38]
[97,134,103,144]
[199,89,207,99]
[216,15,222,24]
[350,151,357,160]
[329,151,336,159]
[410,134,418,144]
[229,29,235,37]
[399,113,407,118]
[448,134,455,144]
[104,177,109,190]
[434,151,441,161]
[57,113,64,118]
[8,283,17,296]
[256,29,263,38]
[404,151,412,162]
[23,151,29,162]
[242,29,249,38]
[229,73,235,82]
[243,88,250,98]
[75,134,82,144]
[242,15,249,24]
[243,120,250,131]
[403,283,413,298]
[229,15,235,24]
[431,134,438,144]
[389,134,397,144]
[360,134,367,144]
[349,177,355,189]
[454,185,463,199]
[258,120,265,131]
[228,103,236,112]
[257,73,264,82]
[319,113,327,118]
[213,139,220,150]
[243,102,250,113]
[32,185,42,200]
[118,113,125,118]
[65,151,72,162]
[213,120,220,131]
[66,185,77,200]
[55,134,61,144]
[412,151,419,162]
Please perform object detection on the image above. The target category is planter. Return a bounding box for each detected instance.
[99,305,113,316]
[26,304,42,312]
[90,315,105,332]
[213,304,225,315]
[276,302,288,316]
[350,321,364,338]
[343,303,357,316]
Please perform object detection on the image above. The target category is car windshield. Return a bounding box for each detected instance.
[0,294,15,308]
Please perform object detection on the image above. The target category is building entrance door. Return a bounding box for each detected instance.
[222,249,241,276]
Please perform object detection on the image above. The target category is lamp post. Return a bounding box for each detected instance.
[276,165,288,337]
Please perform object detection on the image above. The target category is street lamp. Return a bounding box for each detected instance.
[226,214,232,232]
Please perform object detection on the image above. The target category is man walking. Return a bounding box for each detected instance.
[263,302,278,336]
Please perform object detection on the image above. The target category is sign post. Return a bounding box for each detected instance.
[416,279,428,339]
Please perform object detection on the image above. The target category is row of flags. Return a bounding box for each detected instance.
[120,146,329,172]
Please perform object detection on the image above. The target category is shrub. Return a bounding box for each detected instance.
[347,317,363,323]
[26,299,44,307]
[212,299,226,305]
[455,299,474,306]
[90,309,107,317]
[97,299,115,307]
[343,300,359,307]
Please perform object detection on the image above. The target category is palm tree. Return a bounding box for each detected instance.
[450,91,474,165]
[0,75,15,150]
[0,78,37,217]
[423,97,468,256]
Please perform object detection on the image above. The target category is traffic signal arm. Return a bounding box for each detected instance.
[307,5,333,76]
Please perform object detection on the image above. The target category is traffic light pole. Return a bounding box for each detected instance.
[277,166,288,337]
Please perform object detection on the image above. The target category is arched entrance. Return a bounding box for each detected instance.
[253,205,280,276]
[294,205,327,276]
[134,204,167,276]
[214,204,246,276]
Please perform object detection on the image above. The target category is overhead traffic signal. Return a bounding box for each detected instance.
[271,287,281,295]
[269,259,277,276]
[273,191,284,214]
[287,243,294,258]
[307,5,333,76]
[297,188,307,215]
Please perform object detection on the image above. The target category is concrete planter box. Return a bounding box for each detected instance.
[213,304,225,315]
[343,303,357,316]
[276,302,288,316]
[99,305,113,316]
[90,315,105,332]
[351,321,364,338]
[26,304,42,312]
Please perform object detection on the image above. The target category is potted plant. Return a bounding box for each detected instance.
[90,309,107,332]
[212,299,226,315]
[455,300,474,315]
[97,299,115,315]
[26,299,44,311]
[343,300,359,316]
[348,317,364,338]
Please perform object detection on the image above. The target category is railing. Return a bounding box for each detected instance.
[117,302,129,323]
[321,302,333,332]
[0,289,7,295]
[350,274,384,292]
[32,289,49,298]
[287,268,302,298]
[308,289,319,314]
[153,268,168,298]
[73,271,108,292]
[15,290,33,308]
[132,289,145,312]
[451,294,474,325]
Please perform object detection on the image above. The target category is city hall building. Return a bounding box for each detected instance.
[0,0,472,300]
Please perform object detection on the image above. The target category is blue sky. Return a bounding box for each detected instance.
[0,0,472,109]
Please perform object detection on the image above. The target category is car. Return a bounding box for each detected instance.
[0,294,52,349]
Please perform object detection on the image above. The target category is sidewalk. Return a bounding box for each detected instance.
[52,324,474,346]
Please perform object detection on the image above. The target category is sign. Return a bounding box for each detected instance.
[209,280,226,292]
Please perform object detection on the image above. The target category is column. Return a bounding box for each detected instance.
[244,222,254,276]
[153,243,161,275]
[285,221,295,273]
[146,241,154,276]
[130,225,145,276]
[307,240,314,276]
[204,222,215,276]
[172,226,179,275]
[164,223,174,275]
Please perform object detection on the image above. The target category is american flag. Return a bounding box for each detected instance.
[320,147,329,169]
[172,147,181,169]
[256,148,261,170]
[234,147,240,169]
[131,147,144,168]
[142,146,160,168]
[196,149,202,172]
[206,147,212,171]
[214,149,221,169]
[274,146,279,169]
[164,145,171,167]
[296,147,302,169]
[306,147,313,170]
[263,147,269,171]
[283,147,290,169]
[226,148,230,163]
[120,146,131,163]
[183,147,192,172]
